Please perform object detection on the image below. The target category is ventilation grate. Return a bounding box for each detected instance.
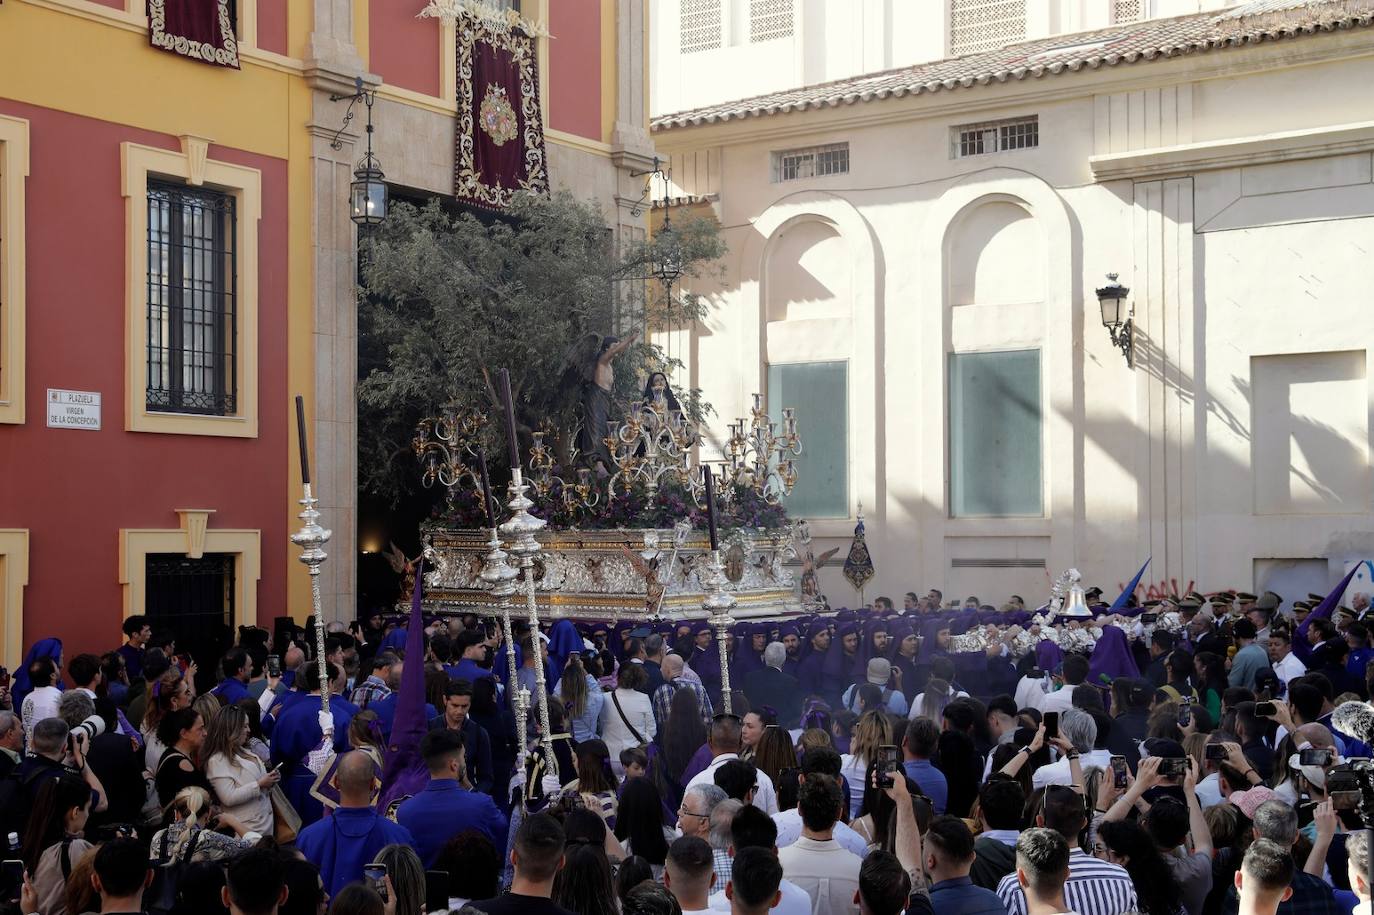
[1113,0,1143,22]
[951,558,1047,569]
[681,0,723,53]
[949,0,1027,57]
[750,0,794,42]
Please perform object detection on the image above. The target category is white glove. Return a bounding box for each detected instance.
[318,710,335,736]
[541,773,561,796]
[508,768,527,795]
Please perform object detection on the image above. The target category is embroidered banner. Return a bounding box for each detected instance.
[454,11,549,210]
[148,0,241,69]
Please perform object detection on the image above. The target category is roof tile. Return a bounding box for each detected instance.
[652,0,1374,130]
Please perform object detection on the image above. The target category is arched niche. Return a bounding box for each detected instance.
[763,218,852,323]
[947,198,1046,307]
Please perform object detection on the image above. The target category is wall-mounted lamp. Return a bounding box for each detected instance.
[330,76,388,227]
[1095,273,1133,366]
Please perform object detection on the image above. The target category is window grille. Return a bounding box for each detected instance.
[949,0,1027,57]
[145,552,235,676]
[1113,0,1142,22]
[772,143,849,182]
[146,181,237,416]
[750,0,793,42]
[952,115,1038,158]
[681,0,722,53]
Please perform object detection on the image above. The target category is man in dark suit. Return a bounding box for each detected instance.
[743,642,801,726]
[0,711,19,778]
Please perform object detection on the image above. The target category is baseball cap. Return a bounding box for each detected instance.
[866,658,892,686]
[1230,785,1277,819]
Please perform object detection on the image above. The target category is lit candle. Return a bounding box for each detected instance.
[703,465,720,552]
[294,395,310,485]
[497,368,520,469]
[476,446,497,528]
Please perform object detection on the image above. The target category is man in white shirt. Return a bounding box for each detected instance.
[686,715,778,815]
[725,847,785,915]
[776,775,861,915]
[1037,655,1090,716]
[20,657,63,747]
[1032,709,1109,790]
[1267,630,1307,687]
[666,835,717,915]
[773,747,870,858]
[707,805,809,915]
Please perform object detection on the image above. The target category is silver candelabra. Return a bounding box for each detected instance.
[724,393,802,504]
[290,483,332,720]
[499,468,559,779]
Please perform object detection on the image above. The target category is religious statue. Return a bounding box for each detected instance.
[793,520,839,609]
[562,329,638,472]
[621,544,666,616]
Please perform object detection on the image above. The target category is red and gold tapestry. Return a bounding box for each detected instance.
[148,0,241,69]
[454,10,549,210]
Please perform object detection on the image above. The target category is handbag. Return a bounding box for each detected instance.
[268,783,300,843]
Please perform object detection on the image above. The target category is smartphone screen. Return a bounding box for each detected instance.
[1177,704,1192,727]
[1300,747,1334,767]
[1205,744,1228,761]
[877,744,900,787]
[266,655,281,677]
[363,864,388,902]
[1141,613,1158,624]
[1,860,22,902]
[1256,701,1277,717]
[1043,712,1059,739]
[424,871,449,914]
[1110,755,1127,788]
[1333,790,1360,811]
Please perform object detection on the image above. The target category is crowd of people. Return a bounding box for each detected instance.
[2,581,1372,915]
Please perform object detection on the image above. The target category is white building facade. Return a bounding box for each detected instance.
[650,0,1374,607]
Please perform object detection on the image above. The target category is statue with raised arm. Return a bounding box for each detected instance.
[562,329,638,472]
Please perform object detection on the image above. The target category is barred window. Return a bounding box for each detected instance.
[772,143,849,182]
[949,0,1026,57]
[1113,0,1142,23]
[750,0,793,42]
[146,181,237,416]
[681,0,722,53]
[952,115,1038,158]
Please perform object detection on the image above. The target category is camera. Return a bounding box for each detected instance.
[1326,759,1374,827]
[68,714,105,752]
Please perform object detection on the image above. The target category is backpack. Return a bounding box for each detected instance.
[145,827,203,915]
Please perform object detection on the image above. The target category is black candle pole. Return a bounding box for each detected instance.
[497,368,520,470]
[476,446,497,528]
[703,465,719,552]
[294,395,310,485]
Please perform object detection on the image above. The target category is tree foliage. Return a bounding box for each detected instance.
[358,191,726,505]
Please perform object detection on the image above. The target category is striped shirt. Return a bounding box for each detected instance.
[996,848,1136,915]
